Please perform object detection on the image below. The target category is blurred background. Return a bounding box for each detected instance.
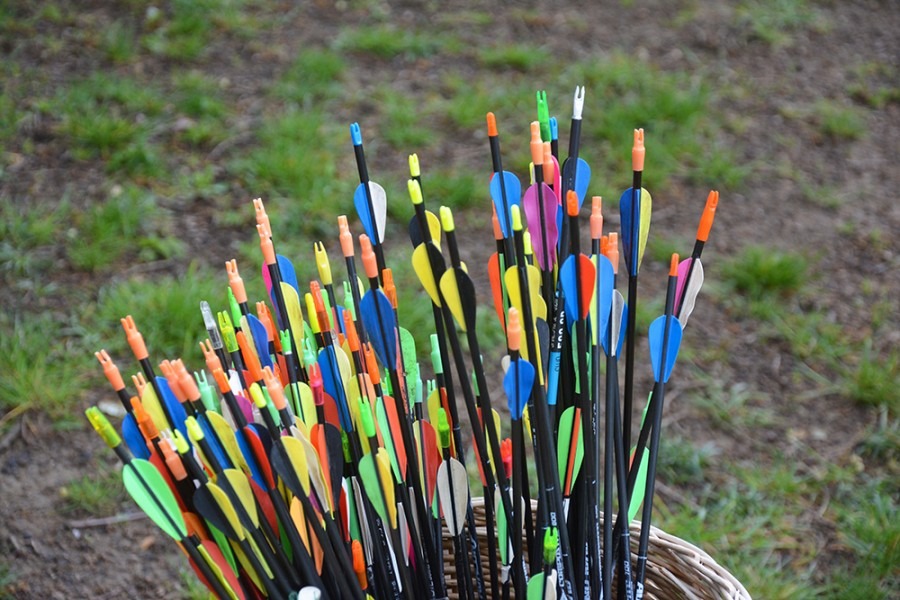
[0,0,897,597]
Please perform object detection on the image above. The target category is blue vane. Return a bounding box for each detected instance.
[246,314,273,369]
[574,158,591,204]
[619,187,642,277]
[121,414,150,459]
[238,423,269,489]
[277,254,299,293]
[317,346,352,431]
[489,170,522,238]
[353,183,378,243]
[155,376,189,445]
[504,358,535,419]
[360,289,398,369]
[648,315,683,383]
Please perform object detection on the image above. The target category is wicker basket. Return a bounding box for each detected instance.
[440,497,751,600]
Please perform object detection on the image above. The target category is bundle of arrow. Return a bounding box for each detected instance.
[86,87,720,600]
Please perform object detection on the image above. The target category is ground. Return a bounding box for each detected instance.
[0,1,898,598]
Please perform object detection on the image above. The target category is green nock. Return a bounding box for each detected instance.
[414,376,423,405]
[185,416,204,442]
[227,287,241,330]
[85,406,121,449]
[249,383,267,409]
[172,430,190,454]
[343,281,356,321]
[280,330,292,354]
[302,339,316,371]
[543,526,558,565]
[471,368,479,396]
[195,371,220,413]
[217,311,238,353]
[359,398,376,438]
[437,408,450,449]
[383,372,392,397]
[341,430,352,464]
[430,334,442,374]
[537,90,551,142]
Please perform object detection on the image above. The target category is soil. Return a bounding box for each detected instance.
[1,0,897,598]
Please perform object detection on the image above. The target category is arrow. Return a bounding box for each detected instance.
[675,190,719,326]
[633,256,684,600]
[350,122,389,278]
[436,409,474,600]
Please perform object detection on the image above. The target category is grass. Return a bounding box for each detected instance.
[59,471,127,516]
[0,199,70,280]
[478,44,551,71]
[274,49,346,106]
[375,86,437,150]
[93,264,226,361]
[735,0,828,46]
[335,24,461,59]
[846,342,899,415]
[811,100,867,141]
[142,0,250,61]
[720,246,807,301]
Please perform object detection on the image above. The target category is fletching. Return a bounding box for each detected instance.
[676,258,704,327]
[277,254,299,293]
[522,182,559,270]
[648,315,683,383]
[556,406,584,494]
[574,157,591,204]
[590,255,615,347]
[276,435,311,495]
[504,265,547,322]
[559,254,596,322]
[504,358,535,419]
[317,346,352,431]
[436,457,469,536]
[359,448,397,528]
[489,170,523,238]
[602,291,627,357]
[354,181,388,244]
[628,449,650,522]
[221,469,258,527]
[487,252,506,330]
[242,424,274,490]
[299,432,331,512]
[408,210,441,249]
[411,242,444,307]
[156,377,189,441]
[413,420,440,508]
[191,541,244,600]
[123,459,186,541]
[121,414,150,460]
[246,314,272,369]
[619,187,653,276]
[360,289,398,369]
[140,381,169,433]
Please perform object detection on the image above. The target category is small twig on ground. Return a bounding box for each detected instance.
[0,403,30,429]
[66,512,148,529]
[0,419,22,453]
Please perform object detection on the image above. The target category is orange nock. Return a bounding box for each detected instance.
[607,232,620,274]
[507,307,521,352]
[257,224,276,266]
[542,142,554,183]
[131,396,158,441]
[697,190,719,242]
[352,540,367,590]
[566,190,579,217]
[670,253,680,276]
[212,368,231,395]
[120,315,148,361]
[174,359,200,402]
[632,128,645,172]
[131,372,147,397]
[590,197,603,240]
[225,259,248,304]
[159,433,187,480]
[486,112,498,137]
[530,121,543,166]
[491,205,502,240]
[343,309,360,353]
[383,269,397,309]
[253,198,271,235]
[359,235,378,280]
[256,302,280,352]
[363,343,381,385]
[338,215,354,258]
[310,281,329,333]
[95,349,125,391]
[262,366,287,411]
[236,331,263,384]
[199,339,223,374]
[500,437,513,478]
[159,360,186,402]
[308,363,324,406]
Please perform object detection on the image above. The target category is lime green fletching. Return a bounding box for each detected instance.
[527,573,547,600]
[218,311,238,353]
[628,449,650,522]
[437,408,450,449]
[359,449,397,528]
[123,459,186,541]
[227,289,241,337]
[556,406,584,493]
[375,397,402,481]
[359,398,376,438]
[207,521,239,577]
[494,490,509,565]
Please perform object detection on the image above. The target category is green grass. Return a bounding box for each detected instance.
[720,246,807,301]
[274,49,346,106]
[811,100,867,141]
[420,171,481,211]
[845,342,899,414]
[478,44,551,71]
[376,86,437,150]
[735,0,828,46]
[335,24,461,59]
[59,471,127,516]
[100,21,138,64]
[0,312,95,414]
[94,264,226,361]
[0,199,70,279]
[142,0,251,61]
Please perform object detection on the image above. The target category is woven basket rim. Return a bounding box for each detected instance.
[439,496,752,600]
